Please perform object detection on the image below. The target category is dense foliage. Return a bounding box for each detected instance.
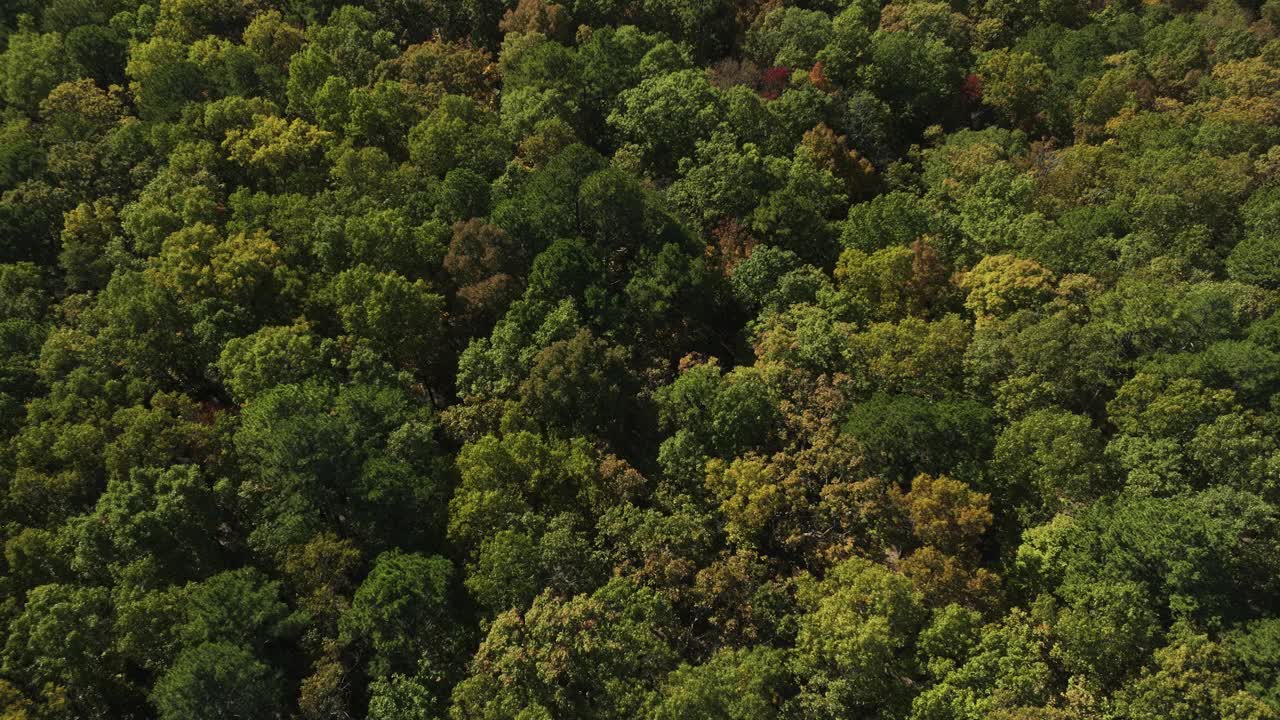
[2,0,1280,716]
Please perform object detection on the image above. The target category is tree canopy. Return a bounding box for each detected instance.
[2,0,1280,717]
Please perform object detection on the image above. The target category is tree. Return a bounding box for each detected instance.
[328,264,446,373]
[148,223,295,319]
[794,557,928,718]
[65,24,127,84]
[843,394,995,483]
[668,131,775,231]
[650,647,792,720]
[745,7,833,68]
[126,37,205,120]
[222,115,333,188]
[243,10,305,69]
[435,168,491,223]
[343,208,447,278]
[464,513,608,613]
[991,408,1112,524]
[844,316,970,398]
[1052,581,1159,684]
[901,474,991,556]
[977,49,1052,128]
[309,5,398,85]
[2,584,133,715]
[1225,619,1280,711]
[118,153,224,258]
[750,151,845,266]
[959,254,1055,321]
[577,167,649,256]
[608,69,725,177]
[448,430,600,556]
[574,25,666,126]
[445,219,527,330]
[177,568,299,652]
[490,143,607,250]
[911,609,1057,720]
[449,578,680,719]
[499,0,573,40]
[1228,233,1280,288]
[58,199,119,291]
[151,642,282,720]
[522,237,605,304]
[341,550,455,678]
[0,119,43,193]
[858,30,961,129]
[654,360,781,459]
[1113,631,1278,720]
[495,31,582,138]
[844,190,947,252]
[1020,488,1280,628]
[799,123,879,198]
[216,322,333,403]
[388,38,496,101]
[73,464,221,586]
[897,473,1000,608]
[154,0,246,43]
[834,243,956,322]
[408,94,508,178]
[38,79,124,144]
[235,380,450,554]
[0,27,76,111]
[705,455,793,549]
[518,328,632,440]
[345,79,420,153]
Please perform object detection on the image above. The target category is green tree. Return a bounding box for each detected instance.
[341,550,456,678]
[991,408,1112,524]
[72,464,221,586]
[910,609,1056,720]
[450,578,679,719]
[976,49,1052,128]
[448,430,599,555]
[858,30,960,128]
[793,557,928,718]
[328,264,446,373]
[518,328,631,439]
[216,322,333,403]
[126,37,205,120]
[151,642,282,720]
[650,646,793,720]
[608,69,724,177]
[1228,233,1280,288]
[746,7,833,68]
[409,94,509,179]
[1113,631,1278,720]
[2,584,133,715]
[843,394,995,483]
[0,27,76,111]
[234,380,449,554]
[58,199,120,291]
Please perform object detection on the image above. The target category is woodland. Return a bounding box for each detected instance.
[2,0,1280,716]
